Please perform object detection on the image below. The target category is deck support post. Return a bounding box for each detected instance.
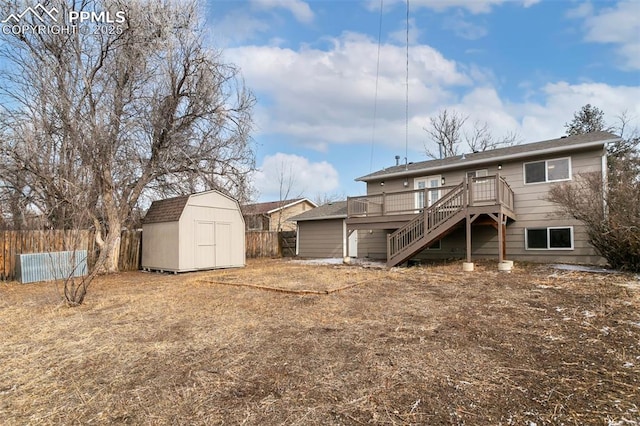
[497,211,504,263]
[465,213,472,263]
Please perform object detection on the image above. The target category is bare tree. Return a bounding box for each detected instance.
[0,0,255,272]
[464,121,519,153]
[274,160,302,231]
[424,109,467,159]
[549,106,640,272]
[313,192,346,206]
[424,109,518,159]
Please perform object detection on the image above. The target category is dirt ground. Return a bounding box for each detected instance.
[0,259,639,425]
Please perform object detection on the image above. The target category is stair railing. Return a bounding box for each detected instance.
[387,182,465,263]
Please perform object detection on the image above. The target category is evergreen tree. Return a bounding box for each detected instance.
[564,104,608,136]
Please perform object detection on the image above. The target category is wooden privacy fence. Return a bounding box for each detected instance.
[245,231,297,258]
[1,229,295,281]
[0,229,142,282]
[246,231,281,258]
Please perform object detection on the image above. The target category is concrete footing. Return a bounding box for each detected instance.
[462,262,474,272]
[498,260,514,272]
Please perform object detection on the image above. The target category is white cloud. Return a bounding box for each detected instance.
[573,0,640,70]
[565,2,593,19]
[225,32,470,152]
[250,0,314,23]
[223,23,638,167]
[252,153,340,201]
[211,9,270,45]
[443,12,488,40]
[369,0,540,14]
[389,18,422,45]
[418,82,640,156]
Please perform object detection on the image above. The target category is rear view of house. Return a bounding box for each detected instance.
[142,190,245,272]
[346,131,619,267]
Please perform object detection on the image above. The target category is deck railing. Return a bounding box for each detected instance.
[348,174,514,218]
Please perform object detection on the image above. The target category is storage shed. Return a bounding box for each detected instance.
[291,201,357,258]
[142,190,245,272]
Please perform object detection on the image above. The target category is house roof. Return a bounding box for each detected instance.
[243,198,317,215]
[142,194,190,224]
[357,131,620,182]
[290,201,348,222]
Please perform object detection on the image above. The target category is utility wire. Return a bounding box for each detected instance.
[369,0,384,172]
[405,0,410,168]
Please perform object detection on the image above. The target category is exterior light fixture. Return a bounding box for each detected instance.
[380,181,385,186]
[441,177,446,186]
[498,163,503,170]
[403,180,409,187]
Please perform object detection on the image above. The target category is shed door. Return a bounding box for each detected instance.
[215,222,232,267]
[195,221,215,269]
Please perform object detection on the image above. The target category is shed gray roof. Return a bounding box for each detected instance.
[290,201,347,222]
[357,131,620,182]
[142,195,190,224]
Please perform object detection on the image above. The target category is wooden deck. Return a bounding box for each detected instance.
[347,174,515,224]
[346,175,517,267]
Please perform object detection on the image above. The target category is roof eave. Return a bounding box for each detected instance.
[266,198,316,214]
[294,214,347,222]
[356,138,618,182]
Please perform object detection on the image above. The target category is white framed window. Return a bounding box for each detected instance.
[466,169,488,179]
[525,226,574,250]
[524,157,571,184]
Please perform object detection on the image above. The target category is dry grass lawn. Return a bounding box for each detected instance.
[1,259,639,425]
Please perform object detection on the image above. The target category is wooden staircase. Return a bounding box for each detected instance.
[387,182,466,267]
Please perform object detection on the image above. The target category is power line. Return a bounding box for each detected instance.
[369,0,384,172]
[405,0,410,166]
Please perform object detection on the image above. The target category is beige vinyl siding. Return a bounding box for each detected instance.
[358,229,388,260]
[503,148,604,264]
[366,178,406,195]
[297,219,344,258]
[270,201,315,231]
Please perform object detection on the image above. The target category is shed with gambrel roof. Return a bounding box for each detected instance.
[142,190,245,272]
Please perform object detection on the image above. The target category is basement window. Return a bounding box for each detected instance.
[525,227,573,250]
[524,157,571,184]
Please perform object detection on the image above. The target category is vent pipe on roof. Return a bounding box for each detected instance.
[395,155,400,166]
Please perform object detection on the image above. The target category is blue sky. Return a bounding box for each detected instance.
[207,0,640,202]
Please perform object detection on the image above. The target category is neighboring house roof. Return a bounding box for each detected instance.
[142,194,190,224]
[290,201,348,222]
[357,131,621,182]
[243,198,317,215]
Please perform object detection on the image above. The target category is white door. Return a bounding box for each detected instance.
[415,176,441,209]
[195,221,215,269]
[348,230,358,257]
